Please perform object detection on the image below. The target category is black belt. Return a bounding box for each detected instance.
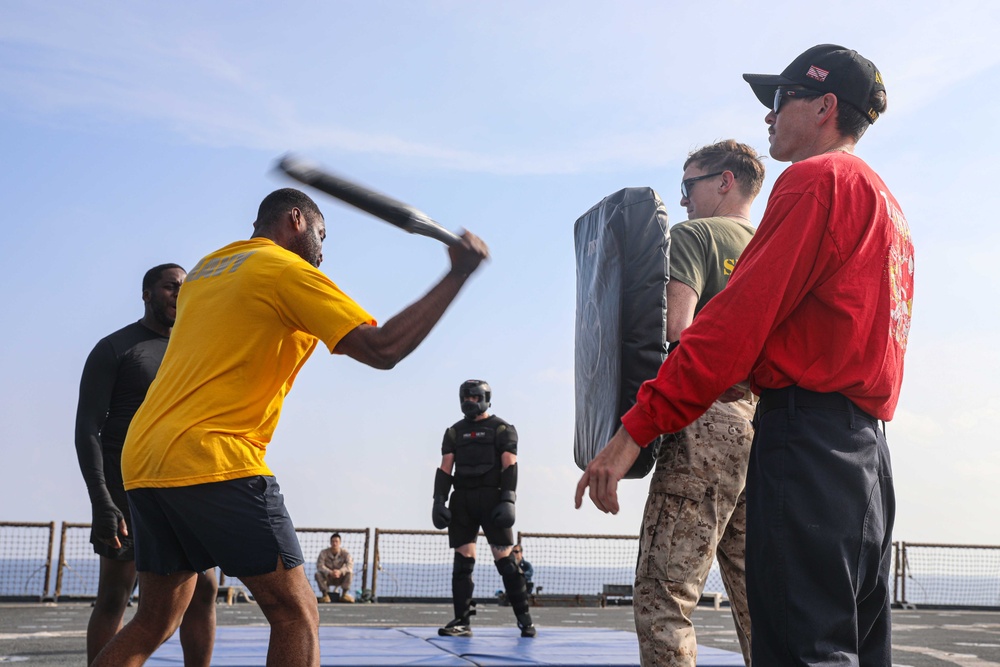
[758,386,878,424]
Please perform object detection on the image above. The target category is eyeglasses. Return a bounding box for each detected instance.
[680,171,725,199]
[511,549,521,554]
[772,87,824,115]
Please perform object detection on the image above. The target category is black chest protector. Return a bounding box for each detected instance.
[448,416,514,489]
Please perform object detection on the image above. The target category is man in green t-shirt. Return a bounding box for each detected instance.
[633,140,764,667]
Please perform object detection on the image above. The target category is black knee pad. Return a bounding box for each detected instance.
[495,554,529,615]
[495,554,520,578]
[454,552,476,577]
[452,553,476,620]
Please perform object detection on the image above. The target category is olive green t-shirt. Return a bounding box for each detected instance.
[670,216,756,315]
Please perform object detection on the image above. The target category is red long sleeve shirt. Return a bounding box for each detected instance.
[622,152,915,447]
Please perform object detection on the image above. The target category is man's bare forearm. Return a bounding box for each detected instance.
[336,268,474,369]
[374,268,470,366]
[335,230,488,369]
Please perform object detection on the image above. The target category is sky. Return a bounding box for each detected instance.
[2,1,999,549]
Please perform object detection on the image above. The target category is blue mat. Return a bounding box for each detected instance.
[147,625,744,666]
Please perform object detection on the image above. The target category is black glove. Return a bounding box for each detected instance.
[433,498,452,529]
[88,485,125,544]
[491,490,516,528]
[432,468,453,529]
[490,462,518,528]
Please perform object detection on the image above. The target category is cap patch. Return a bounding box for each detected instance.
[806,65,829,82]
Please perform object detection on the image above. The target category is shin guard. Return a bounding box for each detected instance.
[452,553,476,621]
[495,554,530,616]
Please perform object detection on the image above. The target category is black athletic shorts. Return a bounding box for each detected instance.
[447,487,514,549]
[92,448,134,561]
[127,475,304,577]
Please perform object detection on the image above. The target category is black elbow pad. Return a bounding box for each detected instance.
[500,462,517,493]
[434,468,454,499]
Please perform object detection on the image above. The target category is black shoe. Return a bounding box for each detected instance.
[438,618,472,637]
[516,612,536,638]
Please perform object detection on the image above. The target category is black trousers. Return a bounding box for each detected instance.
[747,387,895,666]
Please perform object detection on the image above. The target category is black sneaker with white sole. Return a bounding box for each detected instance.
[516,611,537,638]
[438,617,473,637]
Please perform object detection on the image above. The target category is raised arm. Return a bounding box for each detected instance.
[334,231,489,369]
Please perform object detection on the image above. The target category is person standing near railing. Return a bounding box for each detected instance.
[75,264,218,666]
[432,380,536,638]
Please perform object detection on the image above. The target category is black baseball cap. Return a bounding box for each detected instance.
[743,44,885,124]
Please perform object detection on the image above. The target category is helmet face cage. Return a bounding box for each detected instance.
[459,379,491,416]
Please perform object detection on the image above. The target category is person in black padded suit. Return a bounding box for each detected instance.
[431,379,536,638]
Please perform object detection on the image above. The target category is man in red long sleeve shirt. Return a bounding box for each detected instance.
[576,44,914,665]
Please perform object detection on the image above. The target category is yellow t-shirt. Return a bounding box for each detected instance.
[122,238,375,490]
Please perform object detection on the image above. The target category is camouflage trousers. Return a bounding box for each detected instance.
[315,569,353,594]
[634,399,755,667]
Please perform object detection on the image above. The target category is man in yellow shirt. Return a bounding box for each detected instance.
[93,188,489,667]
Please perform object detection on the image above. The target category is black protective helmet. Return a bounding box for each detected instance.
[459,379,491,418]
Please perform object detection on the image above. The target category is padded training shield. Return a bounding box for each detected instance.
[574,187,670,479]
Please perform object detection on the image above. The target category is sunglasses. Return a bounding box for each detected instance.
[512,549,521,553]
[680,171,725,199]
[773,87,824,114]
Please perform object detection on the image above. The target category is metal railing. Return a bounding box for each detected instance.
[0,521,55,600]
[48,522,370,601]
[895,541,1000,609]
[1,522,996,608]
